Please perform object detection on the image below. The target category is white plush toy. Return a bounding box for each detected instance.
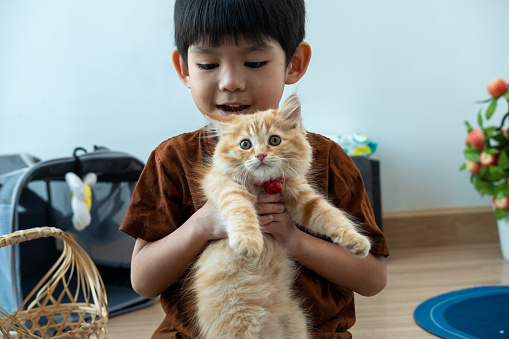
[65,172,97,231]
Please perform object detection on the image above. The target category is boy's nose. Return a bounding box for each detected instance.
[219,69,246,92]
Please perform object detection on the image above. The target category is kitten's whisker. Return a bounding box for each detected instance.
[276,160,300,179]
[232,166,249,187]
[279,156,307,163]
[231,168,243,183]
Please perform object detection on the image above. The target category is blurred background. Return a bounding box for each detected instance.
[1,0,509,213]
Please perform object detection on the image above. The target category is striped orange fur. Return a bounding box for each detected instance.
[189,95,371,338]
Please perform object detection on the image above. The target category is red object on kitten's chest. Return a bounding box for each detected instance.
[253,177,284,194]
[263,178,285,195]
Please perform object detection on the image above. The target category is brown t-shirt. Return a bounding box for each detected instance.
[120,128,389,339]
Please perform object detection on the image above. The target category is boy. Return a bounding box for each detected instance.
[120,0,389,338]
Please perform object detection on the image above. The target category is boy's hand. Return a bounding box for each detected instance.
[196,200,228,241]
[256,191,300,250]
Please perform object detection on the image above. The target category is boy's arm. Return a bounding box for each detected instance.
[130,200,226,299]
[289,228,387,297]
[258,193,387,297]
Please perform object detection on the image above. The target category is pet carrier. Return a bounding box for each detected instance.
[0,147,154,319]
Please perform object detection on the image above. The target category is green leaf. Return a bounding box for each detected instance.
[475,98,494,104]
[488,165,507,181]
[459,163,467,171]
[495,208,509,220]
[478,108,484,127]
[465,121,473,132]
[486,99,498,120]
[485,147,500,155]
[479,166,488,179]
[476,182,494,195]
[492,131,506,143]
[475,180,495,195]
[464,147,481,162]
[494,184,509,199]
[498,150,509,170]
[503,90,509,100]
[484,126,499,139]
[470,174,476,184]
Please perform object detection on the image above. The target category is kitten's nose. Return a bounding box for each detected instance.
[256,153,266,162]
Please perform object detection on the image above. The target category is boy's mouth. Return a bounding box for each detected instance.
[217,104,251,115]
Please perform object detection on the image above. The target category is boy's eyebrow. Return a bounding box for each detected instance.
[189,46,216,55]
[189,42,274,55]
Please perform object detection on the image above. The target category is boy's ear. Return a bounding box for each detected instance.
[285,42,312,85]
[172,49,191,88]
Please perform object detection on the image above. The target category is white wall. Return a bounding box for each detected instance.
[1,0,508,212]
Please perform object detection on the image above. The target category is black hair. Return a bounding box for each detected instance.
[174,0,305,67]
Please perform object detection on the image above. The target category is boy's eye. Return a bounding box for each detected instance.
[244,61,267,69]
[197,64,219,70]
[269,135,281,146]
[239,139,252,150]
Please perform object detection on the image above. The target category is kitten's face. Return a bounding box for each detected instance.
[211,97,312,184]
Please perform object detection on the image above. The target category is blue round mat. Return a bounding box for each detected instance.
[414,286,509,338]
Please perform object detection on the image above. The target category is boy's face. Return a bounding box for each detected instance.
[175,38,291,116]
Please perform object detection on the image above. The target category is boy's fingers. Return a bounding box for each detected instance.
[259,214,274,226]
[257,191,282,203]
[256,202,285,215]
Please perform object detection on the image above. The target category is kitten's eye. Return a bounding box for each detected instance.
[239,139,252,150]
[269,135,281,146]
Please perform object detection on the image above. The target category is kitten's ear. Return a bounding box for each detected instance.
[202,112,235,135]
[279,94,302,123]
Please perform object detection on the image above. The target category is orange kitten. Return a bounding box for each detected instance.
[189,94,371,338]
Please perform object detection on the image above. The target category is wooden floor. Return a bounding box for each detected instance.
[107,243,509,338]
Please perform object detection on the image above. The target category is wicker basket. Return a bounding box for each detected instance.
[0,227,108,338]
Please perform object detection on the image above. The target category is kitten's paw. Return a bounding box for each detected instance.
[332,232,371,258]
[229,233,264,258]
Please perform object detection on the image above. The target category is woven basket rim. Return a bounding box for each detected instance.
[0,227,108,339]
